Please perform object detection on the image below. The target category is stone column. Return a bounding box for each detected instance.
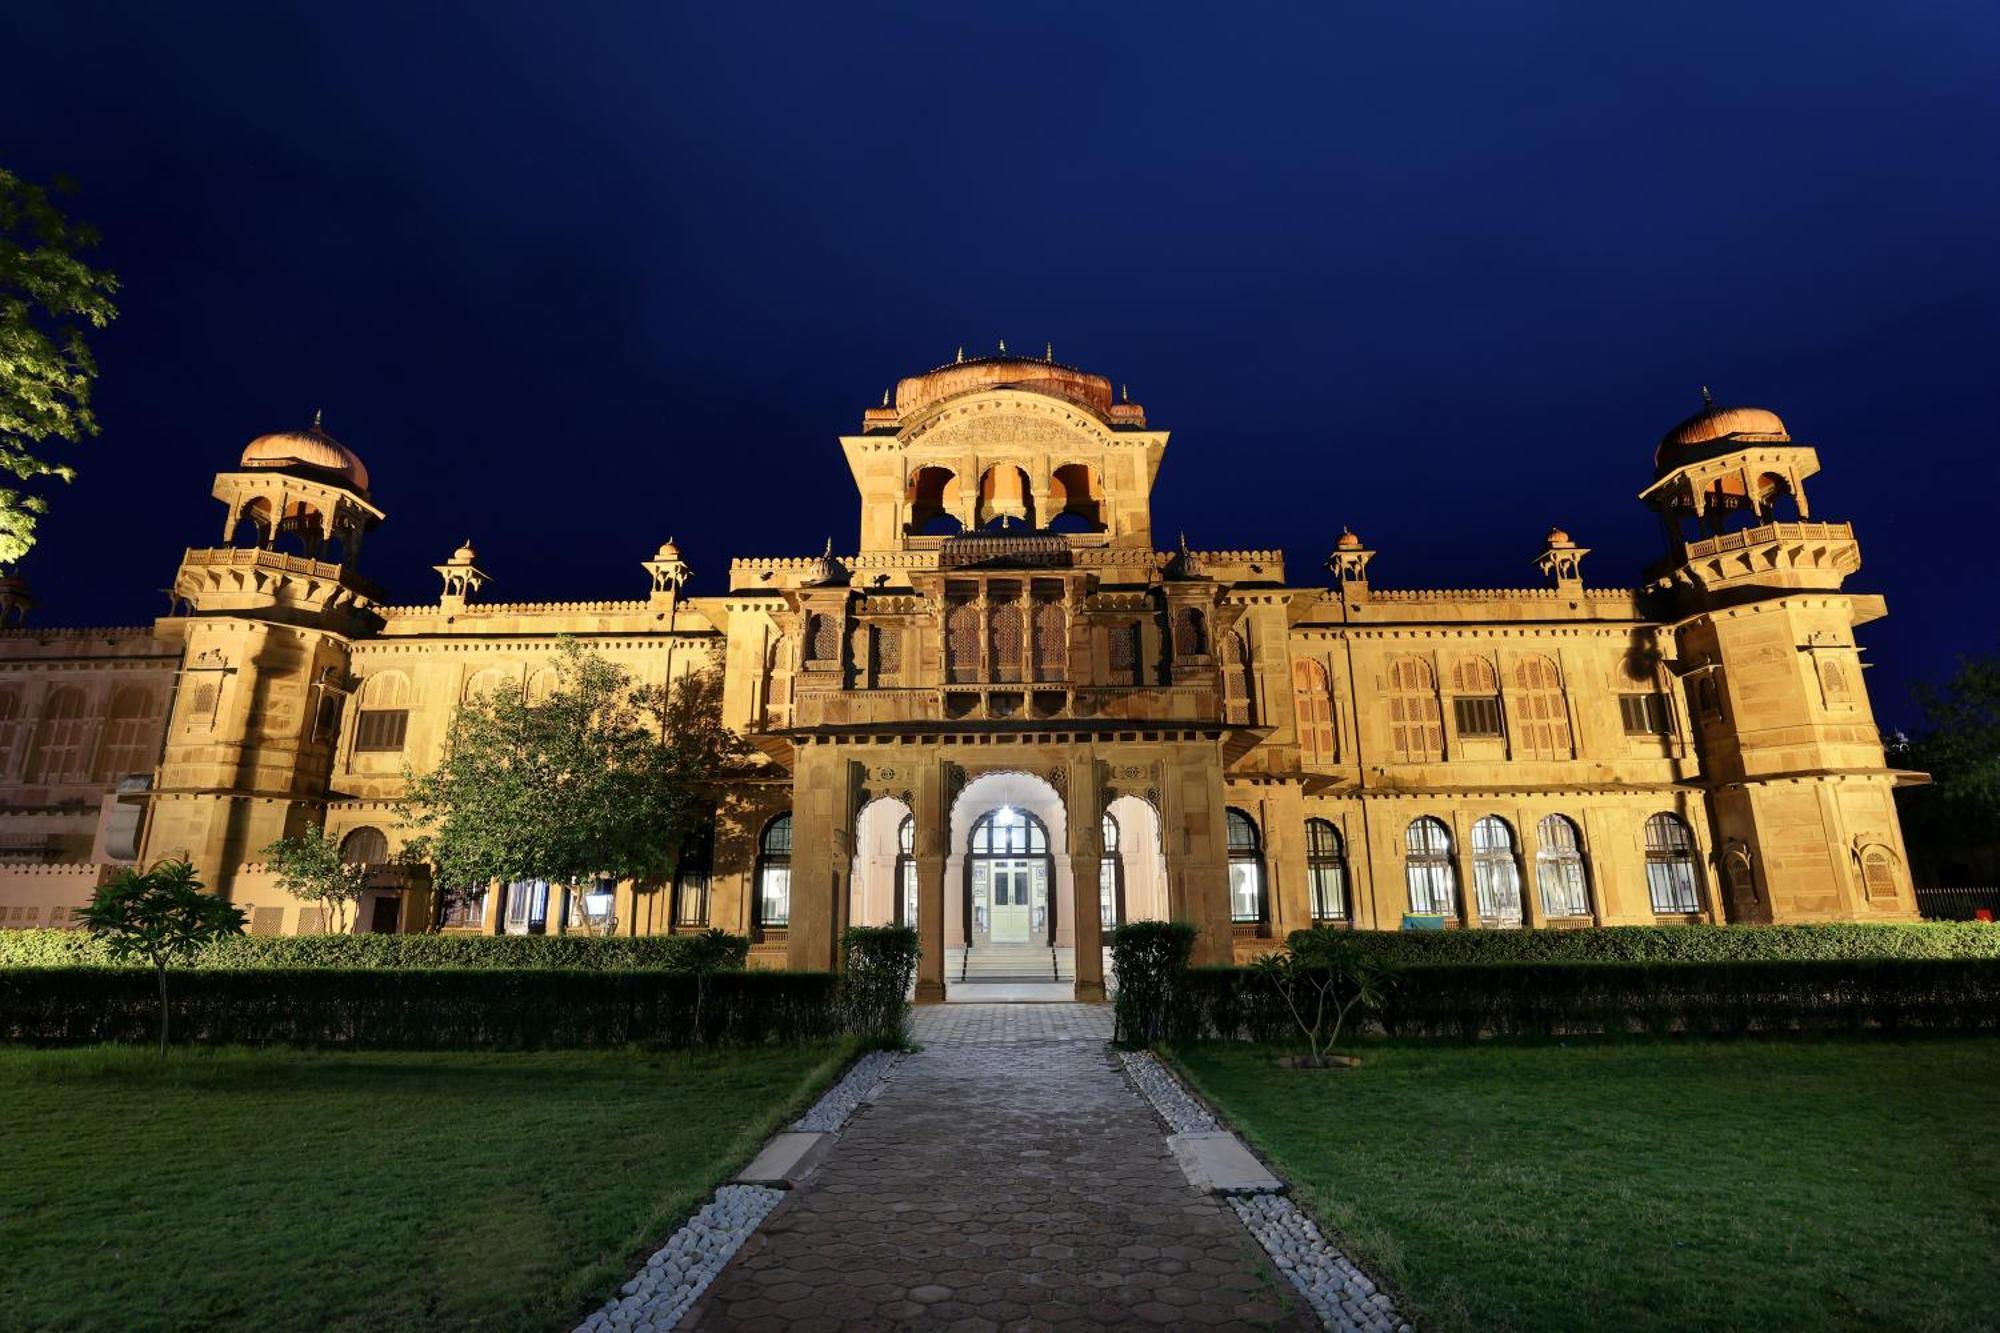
[786,744,855,972]
[914,758,948,1003]
[1517,808,1547,929]
[1450,809,1480,929]
[1066,753,1106,1002]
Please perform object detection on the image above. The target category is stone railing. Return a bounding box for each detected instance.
[1684,520,1854,560]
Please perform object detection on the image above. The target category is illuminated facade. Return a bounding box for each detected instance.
[0,356,1921,997]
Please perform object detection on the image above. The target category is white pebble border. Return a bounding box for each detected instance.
[1231,1194,1412,1333]
[789,1048,900,1131]
[574,1184,782,1333]
[575,1050,900,1333]
[1119,1050,1411,1333]
[1116,1049,1218,1131]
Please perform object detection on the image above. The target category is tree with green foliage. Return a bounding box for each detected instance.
[75,860,246,1056]
[1254,931,1395,1067]
[1893,649,2000,887]
[262,827,371,934]
[0,169,120,567]
[399,641,749,936]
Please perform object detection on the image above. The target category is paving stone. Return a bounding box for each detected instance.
[682,1004,1308,1329]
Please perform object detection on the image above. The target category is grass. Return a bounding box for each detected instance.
[1170,1037,2000,1333]
[0,1042,848,1332]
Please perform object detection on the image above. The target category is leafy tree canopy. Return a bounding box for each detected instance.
[1892,649,2000,881]
[0,168,120,567]
[399,641,750,933]
[75,859,245,1055]
[262,828,371,934]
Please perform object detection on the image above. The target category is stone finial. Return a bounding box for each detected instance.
[802,538,846,587]
[643,536,692,604]
[998,338,1008,355]
[434,539,490,604]
[1326,530,1375,598]
[1536,527,1590,586]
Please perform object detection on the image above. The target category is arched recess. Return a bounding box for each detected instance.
[976,465,1035,530]
[849,795,916,930]
[946,770,1070,950]
[339,826,389,865]
[1103,793,1168,927]
[231,497,273,548]
[1048,463,1104,532]
[908,466,963,534]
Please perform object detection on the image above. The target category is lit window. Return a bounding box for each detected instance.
[1100,812,1123,929]
[1226,808,1265,924]
[1470,816,1523,926]
[756,813,793,929]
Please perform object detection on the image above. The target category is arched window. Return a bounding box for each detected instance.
[1049,462,1103,531]
[1694,673,1724,722]
[94,687,162,781]
[1108,621,1142,687]
[869,625,903,687]
[1099,811,1124,929]
[1174,607,1209,657]
[1226,808,1265,924]
[1819,659,1853,711]
[755,813,793,929]
[526,667,560,705]
[1451,657,1503,740]
[1643,813,1702,914]
[1220,632,1254,726]
[1387,658,1444,762]
[1305,818,1348,922]
[355,672,411,753]
[462,667,511,703]
[896,813,917,928]
[339,826,389,865]
[674,816,715,927]
[1535,814,1591,918]
[1293,658,1335,765]
[27,687,92,784]
[1859,845,1898,901]
[1404,816,1457,917]
[1512,656,1571,760]
[1470,816,1523,926]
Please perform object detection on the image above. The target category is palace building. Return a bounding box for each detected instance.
[0,353,1920,999]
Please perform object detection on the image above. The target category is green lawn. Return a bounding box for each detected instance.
[1171,1038,2000,1333]
[0,1043,847,1332]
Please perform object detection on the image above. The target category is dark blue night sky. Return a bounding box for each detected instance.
[6,3,1997,725]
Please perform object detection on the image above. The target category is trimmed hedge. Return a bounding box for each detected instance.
[0,930,750,972]
[1286,922,2000,963]
[0,966,837,1049]
[1173,959,2000,1042]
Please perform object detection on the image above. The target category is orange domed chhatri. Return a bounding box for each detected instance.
[239,412,370,492]
[1655,397,1789,473]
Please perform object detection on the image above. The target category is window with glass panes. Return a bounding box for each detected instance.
[1643,813,1702,913]
[1404,816,1457,915]
[756,813,793,928]
[1535,814,1591,917]
[1470,815,1523,925]
[1099,812,1123,928]
[1305,817,1348,921]
[1226,808,1265,923]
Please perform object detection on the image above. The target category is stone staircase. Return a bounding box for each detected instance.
[950,943,1075,984]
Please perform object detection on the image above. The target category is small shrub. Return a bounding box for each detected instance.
[1284,922,2000,965]
[841,925,920,1048]
[1110,921,1197,1047]
[1253,933,1396,1064]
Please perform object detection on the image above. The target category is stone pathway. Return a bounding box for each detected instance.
[685,1004,1313,1330]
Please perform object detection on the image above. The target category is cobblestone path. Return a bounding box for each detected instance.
[686,1004,1312,1330]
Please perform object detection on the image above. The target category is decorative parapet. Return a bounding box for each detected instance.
[0,625,156,638]
[377,598,654,617]
[1369,586,1635,602]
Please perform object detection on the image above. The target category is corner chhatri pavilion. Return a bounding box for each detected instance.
[0,353,1920,998]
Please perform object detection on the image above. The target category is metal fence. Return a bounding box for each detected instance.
[1914,886,2000,921]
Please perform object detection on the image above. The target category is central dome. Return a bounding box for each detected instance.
[240,420,370,492]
